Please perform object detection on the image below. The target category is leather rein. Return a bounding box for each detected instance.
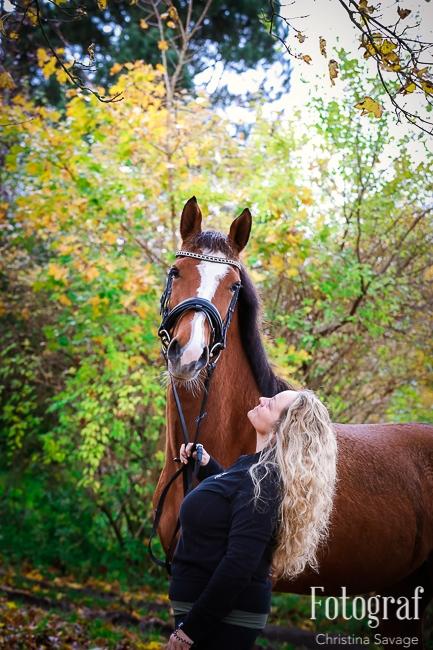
[148,249,243,574]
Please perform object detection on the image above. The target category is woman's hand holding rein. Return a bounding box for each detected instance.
[179,442,210,467]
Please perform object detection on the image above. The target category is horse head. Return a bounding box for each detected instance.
[160,196,251,384]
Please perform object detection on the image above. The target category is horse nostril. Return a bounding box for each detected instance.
[167,338,181,363]
[195,346,209,371]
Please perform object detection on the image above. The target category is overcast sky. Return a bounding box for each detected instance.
[196,1,433,159]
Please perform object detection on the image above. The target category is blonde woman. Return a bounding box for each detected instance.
[166,389,338,650]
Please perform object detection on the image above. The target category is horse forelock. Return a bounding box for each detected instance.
[187,230,236,258]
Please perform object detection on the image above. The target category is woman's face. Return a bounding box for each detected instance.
[247,390,299,435]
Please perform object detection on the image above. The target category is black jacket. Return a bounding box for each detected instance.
[168,450,281,644]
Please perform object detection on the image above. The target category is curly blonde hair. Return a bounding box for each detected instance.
[247,389,338,581]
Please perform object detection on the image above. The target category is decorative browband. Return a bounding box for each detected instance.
[175,249,242,271]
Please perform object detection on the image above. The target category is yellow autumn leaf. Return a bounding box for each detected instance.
[401,82,416,95]
[158,40,169,51]
[295,32,306,43]
[25,6,38,25]
[354,96,383,118]
[141,641,163,650]
[42,56,57,79]
[269,254,286,273]
[102,230,118,244]
[167,20,176,29]
[48,263,69,282]
[121,294,135,309]
[319,37,327,57]
[380,60,401,72]
[0,71,15,89]
[299,187,314,205]
[265,231,278,244]
[110,62,123,75]
[380,39,397,55]
[25,569,44,581]
[302,54,312,64]
[358,0,375,15]
[56,67,69,84]
[88,295,108,314]
[329,59,339,86]
[134,304,150,319]
[140,19,149,29]
[168,6,179,22]
[97,0,107,9]
[285,267,298,279]
[421,81,433,95]
[36,48,49,66]
[84,266,99,281]
[58,294,72,306]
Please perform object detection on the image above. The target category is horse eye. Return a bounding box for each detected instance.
[171,267,180,277]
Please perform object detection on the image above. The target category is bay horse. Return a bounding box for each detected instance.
[153,197,433,645]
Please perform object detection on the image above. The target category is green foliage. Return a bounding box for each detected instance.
[1,52,432,580]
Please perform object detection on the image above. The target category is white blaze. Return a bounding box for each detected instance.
[180,249,230,366]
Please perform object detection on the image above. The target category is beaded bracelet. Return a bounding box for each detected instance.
[173,625,194,647]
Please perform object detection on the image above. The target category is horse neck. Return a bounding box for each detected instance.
[166,309,260,467]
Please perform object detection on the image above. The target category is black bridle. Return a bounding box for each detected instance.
[148,249,243,574]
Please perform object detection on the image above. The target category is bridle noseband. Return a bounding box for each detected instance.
[148,249,243,574]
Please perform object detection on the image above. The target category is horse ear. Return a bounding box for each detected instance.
[180,196,202,242]
[228,208,252,253]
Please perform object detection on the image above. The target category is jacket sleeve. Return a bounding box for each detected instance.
[197,455,225,481]
[179,469,280,643]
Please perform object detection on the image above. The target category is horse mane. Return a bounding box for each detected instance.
[188,230,294,396]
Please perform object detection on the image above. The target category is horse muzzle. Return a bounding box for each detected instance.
[166,339,210,380]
